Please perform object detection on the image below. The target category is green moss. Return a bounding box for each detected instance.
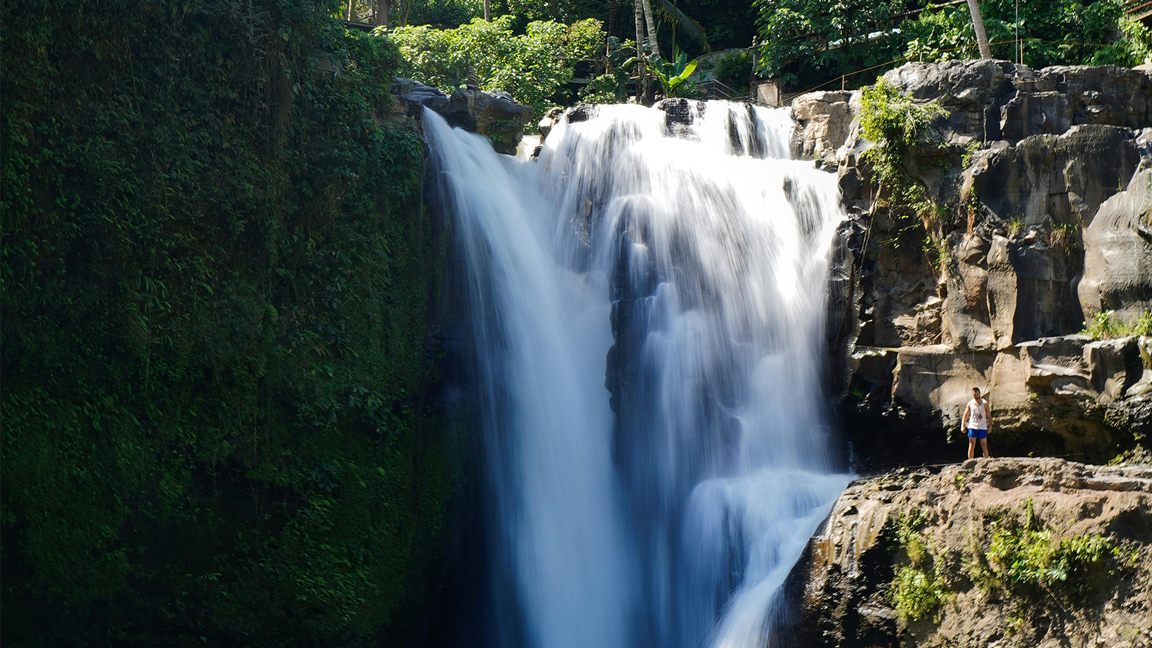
[1,0,458,644]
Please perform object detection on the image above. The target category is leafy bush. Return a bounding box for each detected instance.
[1083,309,1152,339]
[714,50,752,91]
[858,79,947,247]
[887,511,947,622]
[755,0,913,90]
[978,498,1118,598]
[892,565,947,621]
[403,0,485,26]
[580,36,637,103]
[2,0,456,644]
[391,15,604,116]
[650,48,700,98]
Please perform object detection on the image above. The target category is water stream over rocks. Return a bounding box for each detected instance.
[425,101,852,648]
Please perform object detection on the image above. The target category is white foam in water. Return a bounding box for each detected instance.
[424,100,853,648]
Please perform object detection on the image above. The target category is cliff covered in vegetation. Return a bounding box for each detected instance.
[1,0,463,645]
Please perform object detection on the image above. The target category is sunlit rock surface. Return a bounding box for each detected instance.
[779,457,1152,648]
[788,61,1152,469]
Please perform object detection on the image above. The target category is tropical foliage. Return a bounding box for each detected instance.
[756,0,1152,93]
[391,16,605,115]
[648,47,700,97]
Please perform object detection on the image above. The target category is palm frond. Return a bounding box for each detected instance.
[653,0,710,51]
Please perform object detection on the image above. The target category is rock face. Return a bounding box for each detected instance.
[790,60,1152,469]
[391,78,533,154]
[1080,169,1152,321]
[780,458,1152,648]
[882,60,1152,143]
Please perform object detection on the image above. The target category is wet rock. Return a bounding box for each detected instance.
[563,103,597,124]
[654,98,706,137]
[393,77,451,115]
[391,78,533,154]
[537,106,564,141]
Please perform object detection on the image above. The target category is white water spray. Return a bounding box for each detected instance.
[425,100,852,648]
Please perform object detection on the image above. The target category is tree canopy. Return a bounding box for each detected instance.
[756,0,1152,93]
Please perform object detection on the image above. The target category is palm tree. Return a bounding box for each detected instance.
[966,0,992,59]
[641,0,659,56]
[636,0,647,101]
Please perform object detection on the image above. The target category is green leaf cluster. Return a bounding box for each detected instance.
[887,510,947,622]
[1083,309,1152,340]
[755,0,914,90]
[858,79,947,247]
[579,36,637,104]
[2,0,458,644]
[713,50,753,93]
[976,498,1120,598]
[910,0,1152,68]
[649,47,700,98]
[390,15,605,117]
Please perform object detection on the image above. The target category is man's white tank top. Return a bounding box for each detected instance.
[967,398,988,430]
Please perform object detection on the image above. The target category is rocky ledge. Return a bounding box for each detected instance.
[779,457,1152,648]
[388,77,533,155]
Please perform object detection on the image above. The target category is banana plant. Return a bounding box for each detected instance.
[649,47,698,98]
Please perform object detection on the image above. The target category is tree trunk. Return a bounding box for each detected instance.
[635,0,646,102]
[346,0,353,21]
[376,0,389,27]
[966,0,992,59]
[641,0,659,59]
[483,0,490,21]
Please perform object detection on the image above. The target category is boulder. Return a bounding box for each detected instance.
[537,106,564,141]
[1086,336,1143,401]
[654,98,706,138]
[790,90,859,162]
[391,78,533,155]
[890,345,994,427]
[1079,168,1152,321]
[1018,334,1093,395]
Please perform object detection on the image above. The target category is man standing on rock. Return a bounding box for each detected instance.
[962,387,992,460]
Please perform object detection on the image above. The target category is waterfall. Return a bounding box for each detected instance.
[424,101,852,648]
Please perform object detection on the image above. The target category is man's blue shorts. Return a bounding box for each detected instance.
[968,428,988,440]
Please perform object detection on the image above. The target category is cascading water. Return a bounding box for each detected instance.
[424,100,852,648]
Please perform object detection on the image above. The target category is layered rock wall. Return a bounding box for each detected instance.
[791,61,1152,469]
